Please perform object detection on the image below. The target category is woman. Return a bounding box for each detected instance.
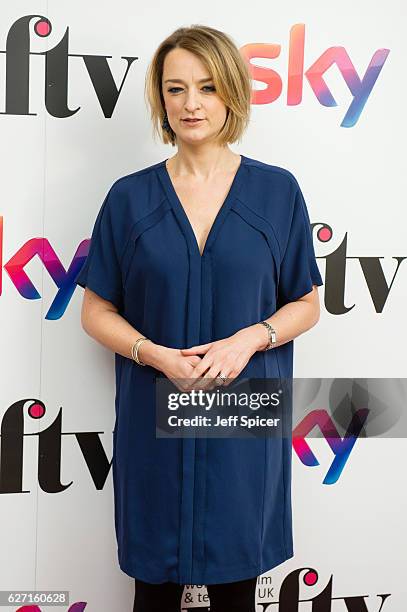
[74,24,323,612]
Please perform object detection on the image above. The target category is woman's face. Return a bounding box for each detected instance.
[161,47,228,145]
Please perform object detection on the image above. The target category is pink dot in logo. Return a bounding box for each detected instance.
[34,19,52,37]
[28,402,45,419]
[317,226,332,242]
[303,570,318,586]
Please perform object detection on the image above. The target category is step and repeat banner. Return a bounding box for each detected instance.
[0,2,405,611]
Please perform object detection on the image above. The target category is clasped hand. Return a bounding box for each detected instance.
[175,329,258,392]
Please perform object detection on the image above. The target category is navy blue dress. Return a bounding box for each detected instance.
[74,154,323,585]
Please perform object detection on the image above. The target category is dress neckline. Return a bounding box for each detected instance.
[157,154,246,259]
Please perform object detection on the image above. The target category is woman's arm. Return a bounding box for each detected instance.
[80,287,165,368]
[235,285,321,353]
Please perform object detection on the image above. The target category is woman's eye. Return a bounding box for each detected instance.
[167,86,216,93]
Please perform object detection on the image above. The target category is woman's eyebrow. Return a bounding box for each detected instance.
[164,77,213,84]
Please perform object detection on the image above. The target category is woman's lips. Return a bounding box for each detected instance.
[182,119,204,127]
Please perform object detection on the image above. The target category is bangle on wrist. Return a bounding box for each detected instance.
[131,337,151,366]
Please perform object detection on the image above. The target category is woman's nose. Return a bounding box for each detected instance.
[184,90,201,111]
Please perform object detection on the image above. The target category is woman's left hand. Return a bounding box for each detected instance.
[179,328,260,391]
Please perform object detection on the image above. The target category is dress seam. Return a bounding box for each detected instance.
[202,251,214,581]
[118,196,167,267]
[281,411,288,559]
[235,196,283,261]
[260,438,267,565]
[240,159,299,183]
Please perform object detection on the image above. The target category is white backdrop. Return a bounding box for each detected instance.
[0,1,405,610]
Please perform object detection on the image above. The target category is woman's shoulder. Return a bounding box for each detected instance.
[242,154,300,191]
[96,160,167,224]
[108,159,165,193]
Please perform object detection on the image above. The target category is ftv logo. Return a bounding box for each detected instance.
[0,398,367,491]
[255,567,391,611]
[14,567,392,611]
[0,15,137,119]
[0,217,405,320]
[0,16,390,125]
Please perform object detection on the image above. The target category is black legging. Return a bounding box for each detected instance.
[133,575,258,611]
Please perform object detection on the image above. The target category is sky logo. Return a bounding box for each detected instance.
[293,407,369,484]
[241,24,390,127]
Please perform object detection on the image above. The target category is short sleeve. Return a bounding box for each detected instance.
[74,185,124,309]
[277,183,323,307]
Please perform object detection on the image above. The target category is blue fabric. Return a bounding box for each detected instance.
[74,155,323,585]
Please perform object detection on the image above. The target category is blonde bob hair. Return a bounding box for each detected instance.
[144,25,252,147]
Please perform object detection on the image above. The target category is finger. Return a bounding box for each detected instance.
[187,375,207,392]
[180,344,211,353]
[206,366,228,391]
[189,357,212,378]
[187,356,202,366]
[188,366,213,391]
[222,373,235,386]
[192,367,224,392]
[199,371,219,392]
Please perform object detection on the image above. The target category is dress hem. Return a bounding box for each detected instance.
[118,545,294,585]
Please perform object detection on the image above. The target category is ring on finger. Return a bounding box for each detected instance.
[216,372,227,385]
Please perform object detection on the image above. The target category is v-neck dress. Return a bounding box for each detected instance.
[74,154,324,585]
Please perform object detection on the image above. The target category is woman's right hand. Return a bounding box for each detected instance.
[138,343,207,392]
[155,347,205,391]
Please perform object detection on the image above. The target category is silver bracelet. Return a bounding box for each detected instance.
[258,321,277,351]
